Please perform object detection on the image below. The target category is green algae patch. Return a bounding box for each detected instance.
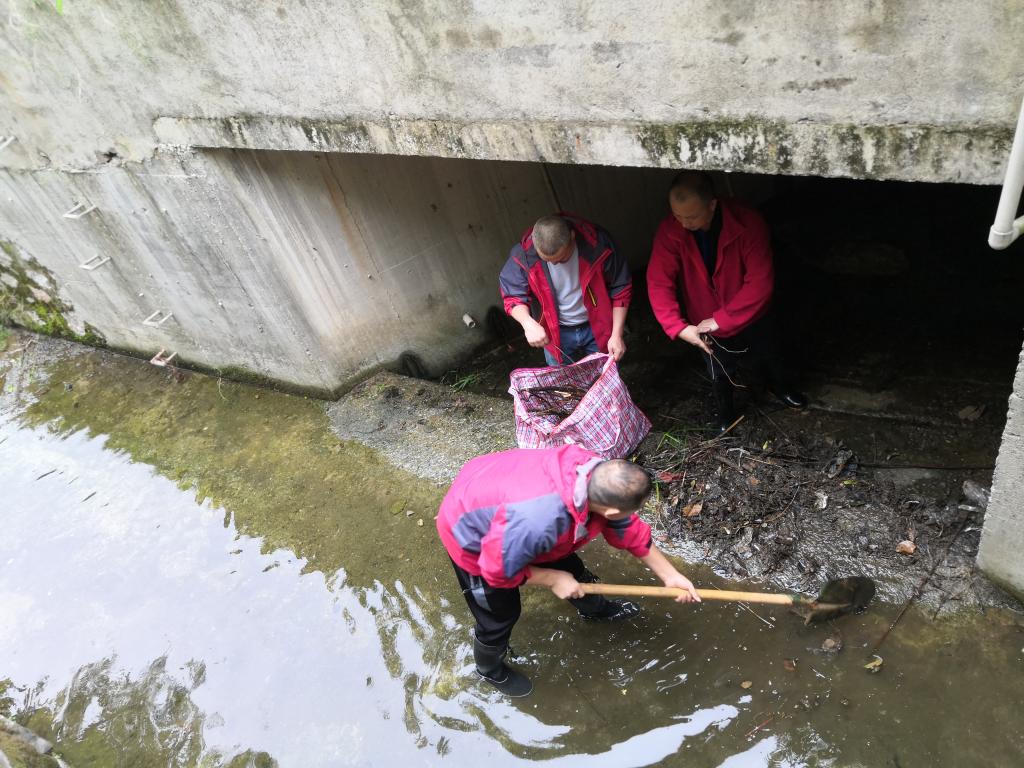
[637,116,793,171]
[21,351,445,589]
[0,240,106,347]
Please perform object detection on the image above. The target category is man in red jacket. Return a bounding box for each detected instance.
[499,213,632,365]
[437,445,700,697]
[646,171,806,432]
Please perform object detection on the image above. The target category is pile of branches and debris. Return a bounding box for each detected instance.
[637,417,990,601]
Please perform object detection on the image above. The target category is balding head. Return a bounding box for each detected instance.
[668,170,716,204]
[587,460,652,515]
[668,170,718,231]
[532,216,574,262]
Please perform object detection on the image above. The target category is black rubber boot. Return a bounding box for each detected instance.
[712,379,736,434]
[574,598,642,621]
[473,638,533,697]
[569,568,642,621]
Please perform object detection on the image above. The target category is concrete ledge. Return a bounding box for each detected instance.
[155,115,1014,185]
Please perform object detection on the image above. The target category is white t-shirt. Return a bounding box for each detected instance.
[547,247,589,326]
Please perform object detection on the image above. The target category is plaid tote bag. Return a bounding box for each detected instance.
[509,353,651,459]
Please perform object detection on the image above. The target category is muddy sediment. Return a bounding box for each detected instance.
[327,371,515,484]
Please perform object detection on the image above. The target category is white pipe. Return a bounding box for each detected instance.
[989,95,1024,250]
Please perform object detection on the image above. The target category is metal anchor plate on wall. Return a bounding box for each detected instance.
[63,201,97,219]
[79,254,111,271]
[142,310,174,327]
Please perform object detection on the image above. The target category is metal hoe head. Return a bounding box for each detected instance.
[791,576,877,624]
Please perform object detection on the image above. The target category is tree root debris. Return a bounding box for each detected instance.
[637,416,1001,608]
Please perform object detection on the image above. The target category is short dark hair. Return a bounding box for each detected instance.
[588,460,653,511]
[532,216,571,256]
[669,170,716,203]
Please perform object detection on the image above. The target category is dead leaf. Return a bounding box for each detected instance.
[657,471,684,482]
[958,404,986,422]
[815,491,828,510]
[740,680,753,689]
[683,501,703,517]
[896,540,917,555]
[748,477,761,487]
[864,655,884,673]
[825,448,855,479]
[783,658,797,672]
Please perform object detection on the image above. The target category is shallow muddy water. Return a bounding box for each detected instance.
[1,348,1022,767]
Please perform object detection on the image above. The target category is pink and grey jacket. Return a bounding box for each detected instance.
[499,213,632,364]
[437,445,653,589]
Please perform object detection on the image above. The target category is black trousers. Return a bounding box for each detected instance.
[450,553,599,647]
[703,311,792,393]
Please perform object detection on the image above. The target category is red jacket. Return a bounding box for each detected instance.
[647,200,774,339]
[499,214,632,364]
[437,446,653,589]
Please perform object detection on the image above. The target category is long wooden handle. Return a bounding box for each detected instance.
[580,582,796,605]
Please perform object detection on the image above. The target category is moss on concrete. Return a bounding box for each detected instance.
[635,117,1013,181]
[0,240,107,348]
[0,679,14,717]
[637,116,793,170]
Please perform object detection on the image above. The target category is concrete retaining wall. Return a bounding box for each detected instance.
[0,150,555,393]
[978,347,1024,601]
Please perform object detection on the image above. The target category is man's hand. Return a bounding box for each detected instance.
[551,572,585,600]
[661,572,702,604]
[524,320,550,348]
[607,333,626,361]
[640,546,702,604]
[695,317,719,334]
[678,325,711,354]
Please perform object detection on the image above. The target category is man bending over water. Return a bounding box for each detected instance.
[436,445,700,697]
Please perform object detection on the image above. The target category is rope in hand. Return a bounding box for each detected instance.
[701,333,749,389]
